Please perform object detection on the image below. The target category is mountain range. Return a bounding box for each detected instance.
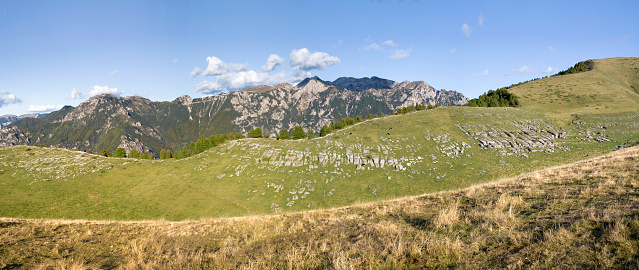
[0,113,46,127]
[0,76,468,155]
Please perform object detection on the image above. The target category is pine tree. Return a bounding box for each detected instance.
[129,149,139,159]
[320,125,330,137]
[279,129,289,140]
[307,128,314,139]
[99,150,109,157]
[292,126,306,139]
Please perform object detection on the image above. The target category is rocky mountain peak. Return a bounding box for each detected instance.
[331,76,397,91]
[298,78,330,94]
[296,76,327,88]
[173,95,193,105]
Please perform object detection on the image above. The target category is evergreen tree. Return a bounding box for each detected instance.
[113,148,127,158]
[160,149,166,159]
[129,149,139,159]
[320,125,330,137]
[99,150,109,157]
[248,128,263,138]
[292,126,306,139]
[307,128,314,139]
[201,137,212,150]
[279,129,289,140]
[189,142,196,155]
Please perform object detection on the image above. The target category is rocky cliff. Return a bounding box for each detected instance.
[0,77,467,155]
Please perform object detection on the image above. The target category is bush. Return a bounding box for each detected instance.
[248,128,263,138]
[279,129,289,140]
[466,88,520,107]
[113,148,127,158]
[292,126,306,140]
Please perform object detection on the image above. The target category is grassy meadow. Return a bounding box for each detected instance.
[2,104,637,220]
[1,145,637,269]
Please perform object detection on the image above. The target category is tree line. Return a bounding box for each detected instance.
[466,88,520,107]
[98,132,244,160]
[554,60,593,76]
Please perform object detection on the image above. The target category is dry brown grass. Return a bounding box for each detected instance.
[2,147,639,269]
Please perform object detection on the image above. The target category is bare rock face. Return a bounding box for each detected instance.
[0,76,468,155]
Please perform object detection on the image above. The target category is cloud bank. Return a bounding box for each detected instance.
[0,91,22,108]
[193,49,340,95]
[27,104,64,113]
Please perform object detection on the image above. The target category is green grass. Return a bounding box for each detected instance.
[1,146,637,269]
[509,57,639,122]
[1,57,639,221]
[2,105,638,220]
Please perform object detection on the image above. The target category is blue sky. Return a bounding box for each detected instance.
[0,0,637,115]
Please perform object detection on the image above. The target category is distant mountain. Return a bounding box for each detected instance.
[0,113,47,127]
[0,76,468,155]
[330,76,396,91]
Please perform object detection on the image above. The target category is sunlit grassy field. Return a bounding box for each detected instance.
[2,145,637,269]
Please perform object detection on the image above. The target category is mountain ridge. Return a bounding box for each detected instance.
[0,76,468,155]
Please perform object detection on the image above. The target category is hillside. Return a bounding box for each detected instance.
[1,145,637,269]
[0,77,467,156]
[509,57,639,121]
[2,101,639,220]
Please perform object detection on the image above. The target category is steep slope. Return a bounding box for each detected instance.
[0,77,468,155]
[509,57,639,120]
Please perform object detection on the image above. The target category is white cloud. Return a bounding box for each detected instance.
[27,104,64,113]
[195,71,289,94]
[110,70,119,76]
[450,48,457,53]
[172,58,178,63]
[548,46,556,52]
[390,49,410,60]
[202,56,248,76]
[382,40,397,47]
[0,91,22,108]
[478,13,485,27]
[195,81,223,94]
[618,35,630,42]
[88,85,123,97]
[190,67,202,80]
[516,66,535,73]
[361,42,381,51]
[480,69,489,76]
[70,88,84,99]
[506,65,540,76]
[544,66,558,74]
[290,48,340,71]
[261,54,285,72]
[461,23,471,37]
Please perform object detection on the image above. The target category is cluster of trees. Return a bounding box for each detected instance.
[98,132,244,160]
[99,148,154,160]
[395,103,439,115]
[276,125,315,140]
[319,116,365,137]
[555,60,593,76]
[168,132,244,160]
[466,88,520,107]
